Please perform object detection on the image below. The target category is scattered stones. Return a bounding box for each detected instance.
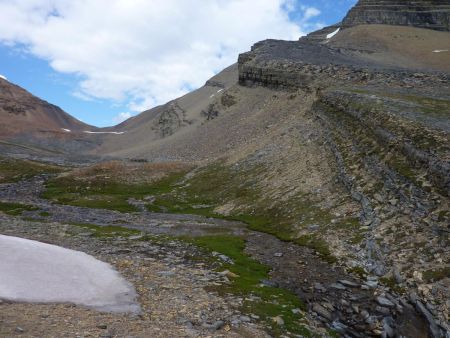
[273,252,283,257]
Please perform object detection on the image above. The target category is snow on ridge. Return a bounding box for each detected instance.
[0,235,139,313]
[0,74,7,80]
[432,49,449,53]
[61,128,71,132]
[83,131,126,135]
[326,28,340,40]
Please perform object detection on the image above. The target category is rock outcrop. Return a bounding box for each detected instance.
[342,0,450,31]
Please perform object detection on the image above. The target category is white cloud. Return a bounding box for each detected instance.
[303,7,321,20]
[0,74,7,80]
[0,1,318,113]
[112,112,132,123]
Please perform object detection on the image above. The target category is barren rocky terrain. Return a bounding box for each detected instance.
[0,1,449,337]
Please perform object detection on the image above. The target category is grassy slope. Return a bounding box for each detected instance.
[0,157,65,184]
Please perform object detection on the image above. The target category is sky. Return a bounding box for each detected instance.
[0,0,356,127]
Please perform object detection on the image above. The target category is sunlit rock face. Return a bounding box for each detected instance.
[342,0,450,31]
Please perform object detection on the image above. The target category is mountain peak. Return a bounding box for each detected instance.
[342,0,450,31]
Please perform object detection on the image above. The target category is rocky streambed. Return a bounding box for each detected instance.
[0,175,437,337]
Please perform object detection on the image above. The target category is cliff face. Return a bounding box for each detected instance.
[342,0,450,31]
[236,4,450,336]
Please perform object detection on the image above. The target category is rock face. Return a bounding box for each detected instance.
[342,0,450,31]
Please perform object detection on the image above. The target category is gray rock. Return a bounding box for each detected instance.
[377,296,395,308]
[330,283,346,290]
[364,280,378,288]
[342,0,450,32]
[338,279,359,288]
[312,303,332,320]
[314,282,327,292]
[382,317,395,338]
[416,301,442,338]
[273,252,283,257]
[239,315,251,322]
[260,279,279,287]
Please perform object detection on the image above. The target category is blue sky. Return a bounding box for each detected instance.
[0,0,356,127]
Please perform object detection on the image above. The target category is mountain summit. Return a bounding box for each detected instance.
[342,0,450,31]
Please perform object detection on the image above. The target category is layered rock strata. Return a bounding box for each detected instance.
[342,0,450,31]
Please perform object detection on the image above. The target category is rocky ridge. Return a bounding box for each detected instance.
[342,0,450,31]
[237,8,450,338]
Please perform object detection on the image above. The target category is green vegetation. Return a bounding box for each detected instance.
[379,277,405,294]
[42,162,337,264]
[0,201,38,216]
[423,267,450,283]
[187,235,311,337]
[347,266,367,279]
[294,235,337,264]
[42,171,186,213]
[0,157,65,184]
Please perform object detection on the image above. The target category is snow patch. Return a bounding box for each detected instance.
[61,128,71,132]
[217,89,224,93]
[0,74,7,80]
[326,28,340,39]
[432,49,449,53]
[209,94,215,98]
[84,131,126,135]
[0,235,139,313]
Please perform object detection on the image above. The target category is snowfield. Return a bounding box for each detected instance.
[326,28,340,39]
[83,131,126,135]
[0,235,139,313]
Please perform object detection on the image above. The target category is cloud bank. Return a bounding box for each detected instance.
[0,0,319,113]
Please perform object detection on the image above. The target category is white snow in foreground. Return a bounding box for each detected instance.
[61,128,71,132]
[0,74,7,80]
[432,49,449,53]
[326,28,340,39]
[0,235,139,313]
[83,131,126,135]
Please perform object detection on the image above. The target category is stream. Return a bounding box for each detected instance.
[0,176,431,338]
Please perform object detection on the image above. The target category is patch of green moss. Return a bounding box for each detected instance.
[294,235,337,264]
[42,171,186,213]
[187,235,311,337]
[423,268,450,283]
[39,211,51,217]
[0,202,38,216]
[0,157,65,184]
[347,266,367,279]
[379,277,405,294]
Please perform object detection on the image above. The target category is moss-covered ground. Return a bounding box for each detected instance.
[0,201,38,216]
[0,156,65,184]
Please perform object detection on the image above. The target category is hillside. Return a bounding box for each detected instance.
[0,78,101,159]
[0,1,449,338]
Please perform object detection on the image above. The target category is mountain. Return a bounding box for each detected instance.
[1,1,449,337]
[0,78,93,136]
[91,4,449,337]
[0,78,104,160]
[342,0,450,31]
